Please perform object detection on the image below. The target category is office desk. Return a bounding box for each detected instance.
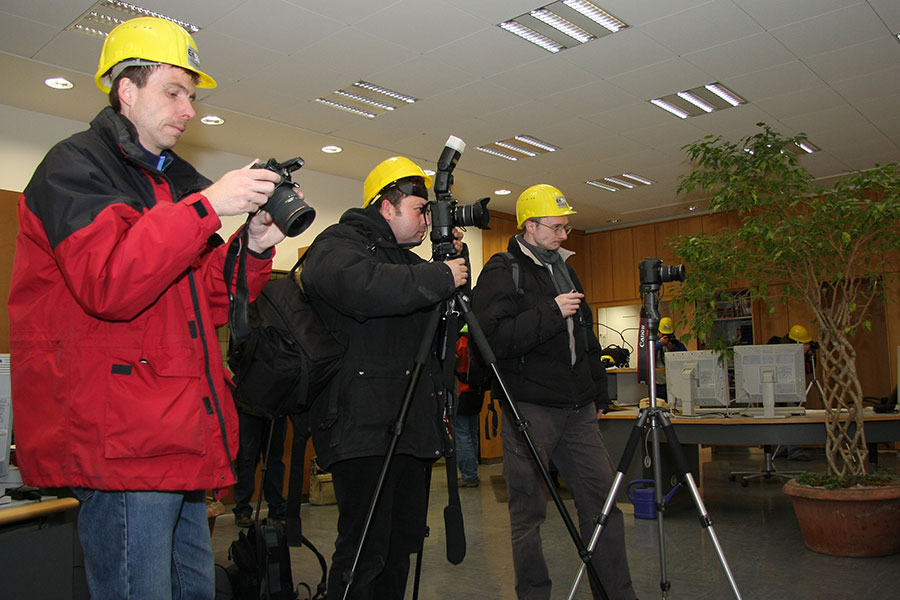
[597,408,900,501]
[0,496,85,599]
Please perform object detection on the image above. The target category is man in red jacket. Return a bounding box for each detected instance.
[7,16,288,599]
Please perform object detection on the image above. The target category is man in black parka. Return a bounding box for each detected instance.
[301,156,468,599]
[473,184,636,600]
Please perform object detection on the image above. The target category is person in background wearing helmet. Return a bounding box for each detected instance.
[472,185,637,600]
[768,324,818,460]
[658,317,687,353]
[301,156,468,599]
[8,17,287,599]
[655,317,687,400]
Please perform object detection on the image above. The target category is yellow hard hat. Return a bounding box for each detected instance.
[659,317,675,335]
[95,17,217,93]
[516,184,577,229]
[788,324,812,343]
[362,156,434,208]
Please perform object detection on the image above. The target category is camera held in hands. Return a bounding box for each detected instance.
[429,136,491,260]
[251,157,315,237]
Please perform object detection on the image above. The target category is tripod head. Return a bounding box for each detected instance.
[637,258,685,389]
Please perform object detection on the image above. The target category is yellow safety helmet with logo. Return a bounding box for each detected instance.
[516,184,577,229]
[788,324,812,343]
[362,156,434,208]
[95,16,217,93]
[659,317,675,335]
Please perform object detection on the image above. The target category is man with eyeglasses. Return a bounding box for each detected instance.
[473,184,636,600]
[301,156,468,599]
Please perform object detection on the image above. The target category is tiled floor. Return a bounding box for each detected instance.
[212,446,900,599]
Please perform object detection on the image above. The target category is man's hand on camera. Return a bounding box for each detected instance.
[555,290,584,318]
[247,209,286,253]
[203,161,281,217]
[452,228,465,254]
[446,257,468,288]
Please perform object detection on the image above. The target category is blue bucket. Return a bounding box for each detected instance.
[626,479,680,520]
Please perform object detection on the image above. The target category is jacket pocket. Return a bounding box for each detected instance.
[104,350,206,459]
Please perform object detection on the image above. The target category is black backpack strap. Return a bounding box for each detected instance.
[498,251,523,297]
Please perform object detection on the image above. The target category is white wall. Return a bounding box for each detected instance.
[0,103,483,273]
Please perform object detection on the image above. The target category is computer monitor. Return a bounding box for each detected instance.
[665,350,729,415]
[733,344,805,406]
[0,353,11,478]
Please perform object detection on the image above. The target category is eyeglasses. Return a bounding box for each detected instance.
[533,220,573,235]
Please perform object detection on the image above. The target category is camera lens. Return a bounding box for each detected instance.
[265,185,316,237]
[453,197,491,229]
[659,264,686,283]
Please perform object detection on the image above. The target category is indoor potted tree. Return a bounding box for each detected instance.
[668,123,900,556]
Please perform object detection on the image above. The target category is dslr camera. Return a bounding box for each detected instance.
[639,257,685,290]
[429,136,491,260]
[251,157,315,237]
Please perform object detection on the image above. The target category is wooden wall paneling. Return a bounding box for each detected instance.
[588,232,613,303]
[653,220,680,265]
[481,211,518,266]
[1,190,19,353]
[610,227,636,302]
[886,278,900,393]
[632,223,656,268]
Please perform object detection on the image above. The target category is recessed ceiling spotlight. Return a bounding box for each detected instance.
[200,115,224,125]
[321,145,343,154]
[44,77,74,90]
[608,218,620,224]
[494,189,512,195]
[687,205,698,211]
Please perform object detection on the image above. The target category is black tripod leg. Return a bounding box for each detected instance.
[411,465,433,600]
[656,412,743,599]
[456,292,609,600]
[566,409,650,599]
[342,309,443,600]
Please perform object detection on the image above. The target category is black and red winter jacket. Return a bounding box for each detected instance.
[8,107,272,491]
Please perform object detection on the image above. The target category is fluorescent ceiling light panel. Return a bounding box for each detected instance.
[515,135,558,152]
[500,20,564,53]
[652,82,746,119]
[495,141,537,157]
[704,83,743,106]
[68,0,200,37]
[499,2,627,53]
[334,90,396,111]
[586,180,618,191]
[650,99,689,119]
[622,173,654,185]
[319,81,419,118]
[562,0,627,32]
[589,172,653,192]
[352,81,417,104]
[529,9,595,43]
[476,146,519,161]
[314,98,376,119]
[479,135,559,160]
[677,91,714,113]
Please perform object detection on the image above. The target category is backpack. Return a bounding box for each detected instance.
[226,518,327,600]
[226,234,344,419]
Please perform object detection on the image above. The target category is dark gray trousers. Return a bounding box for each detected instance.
[501,403,636,600]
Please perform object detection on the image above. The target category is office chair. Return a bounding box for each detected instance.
[727,445,804,487]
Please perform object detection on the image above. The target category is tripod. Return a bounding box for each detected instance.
[568,261,743,600]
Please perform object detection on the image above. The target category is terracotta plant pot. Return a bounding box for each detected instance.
[783,479,900,557]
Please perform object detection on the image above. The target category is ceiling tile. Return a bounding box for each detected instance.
[803,36,900,84]
[640,0,762,55]
[683,32,796,79]
[606,58,711,100]
[769,3,888,58]
[561,28,677,79]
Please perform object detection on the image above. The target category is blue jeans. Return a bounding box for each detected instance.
[72,488,214,600]
[453,413,480,481]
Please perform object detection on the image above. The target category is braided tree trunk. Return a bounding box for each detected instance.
[817,328,868,478]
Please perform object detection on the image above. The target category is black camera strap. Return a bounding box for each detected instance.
[225,217,253,344]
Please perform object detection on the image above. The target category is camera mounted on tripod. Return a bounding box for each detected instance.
[251,157,315,237]
[429,135,491,260]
